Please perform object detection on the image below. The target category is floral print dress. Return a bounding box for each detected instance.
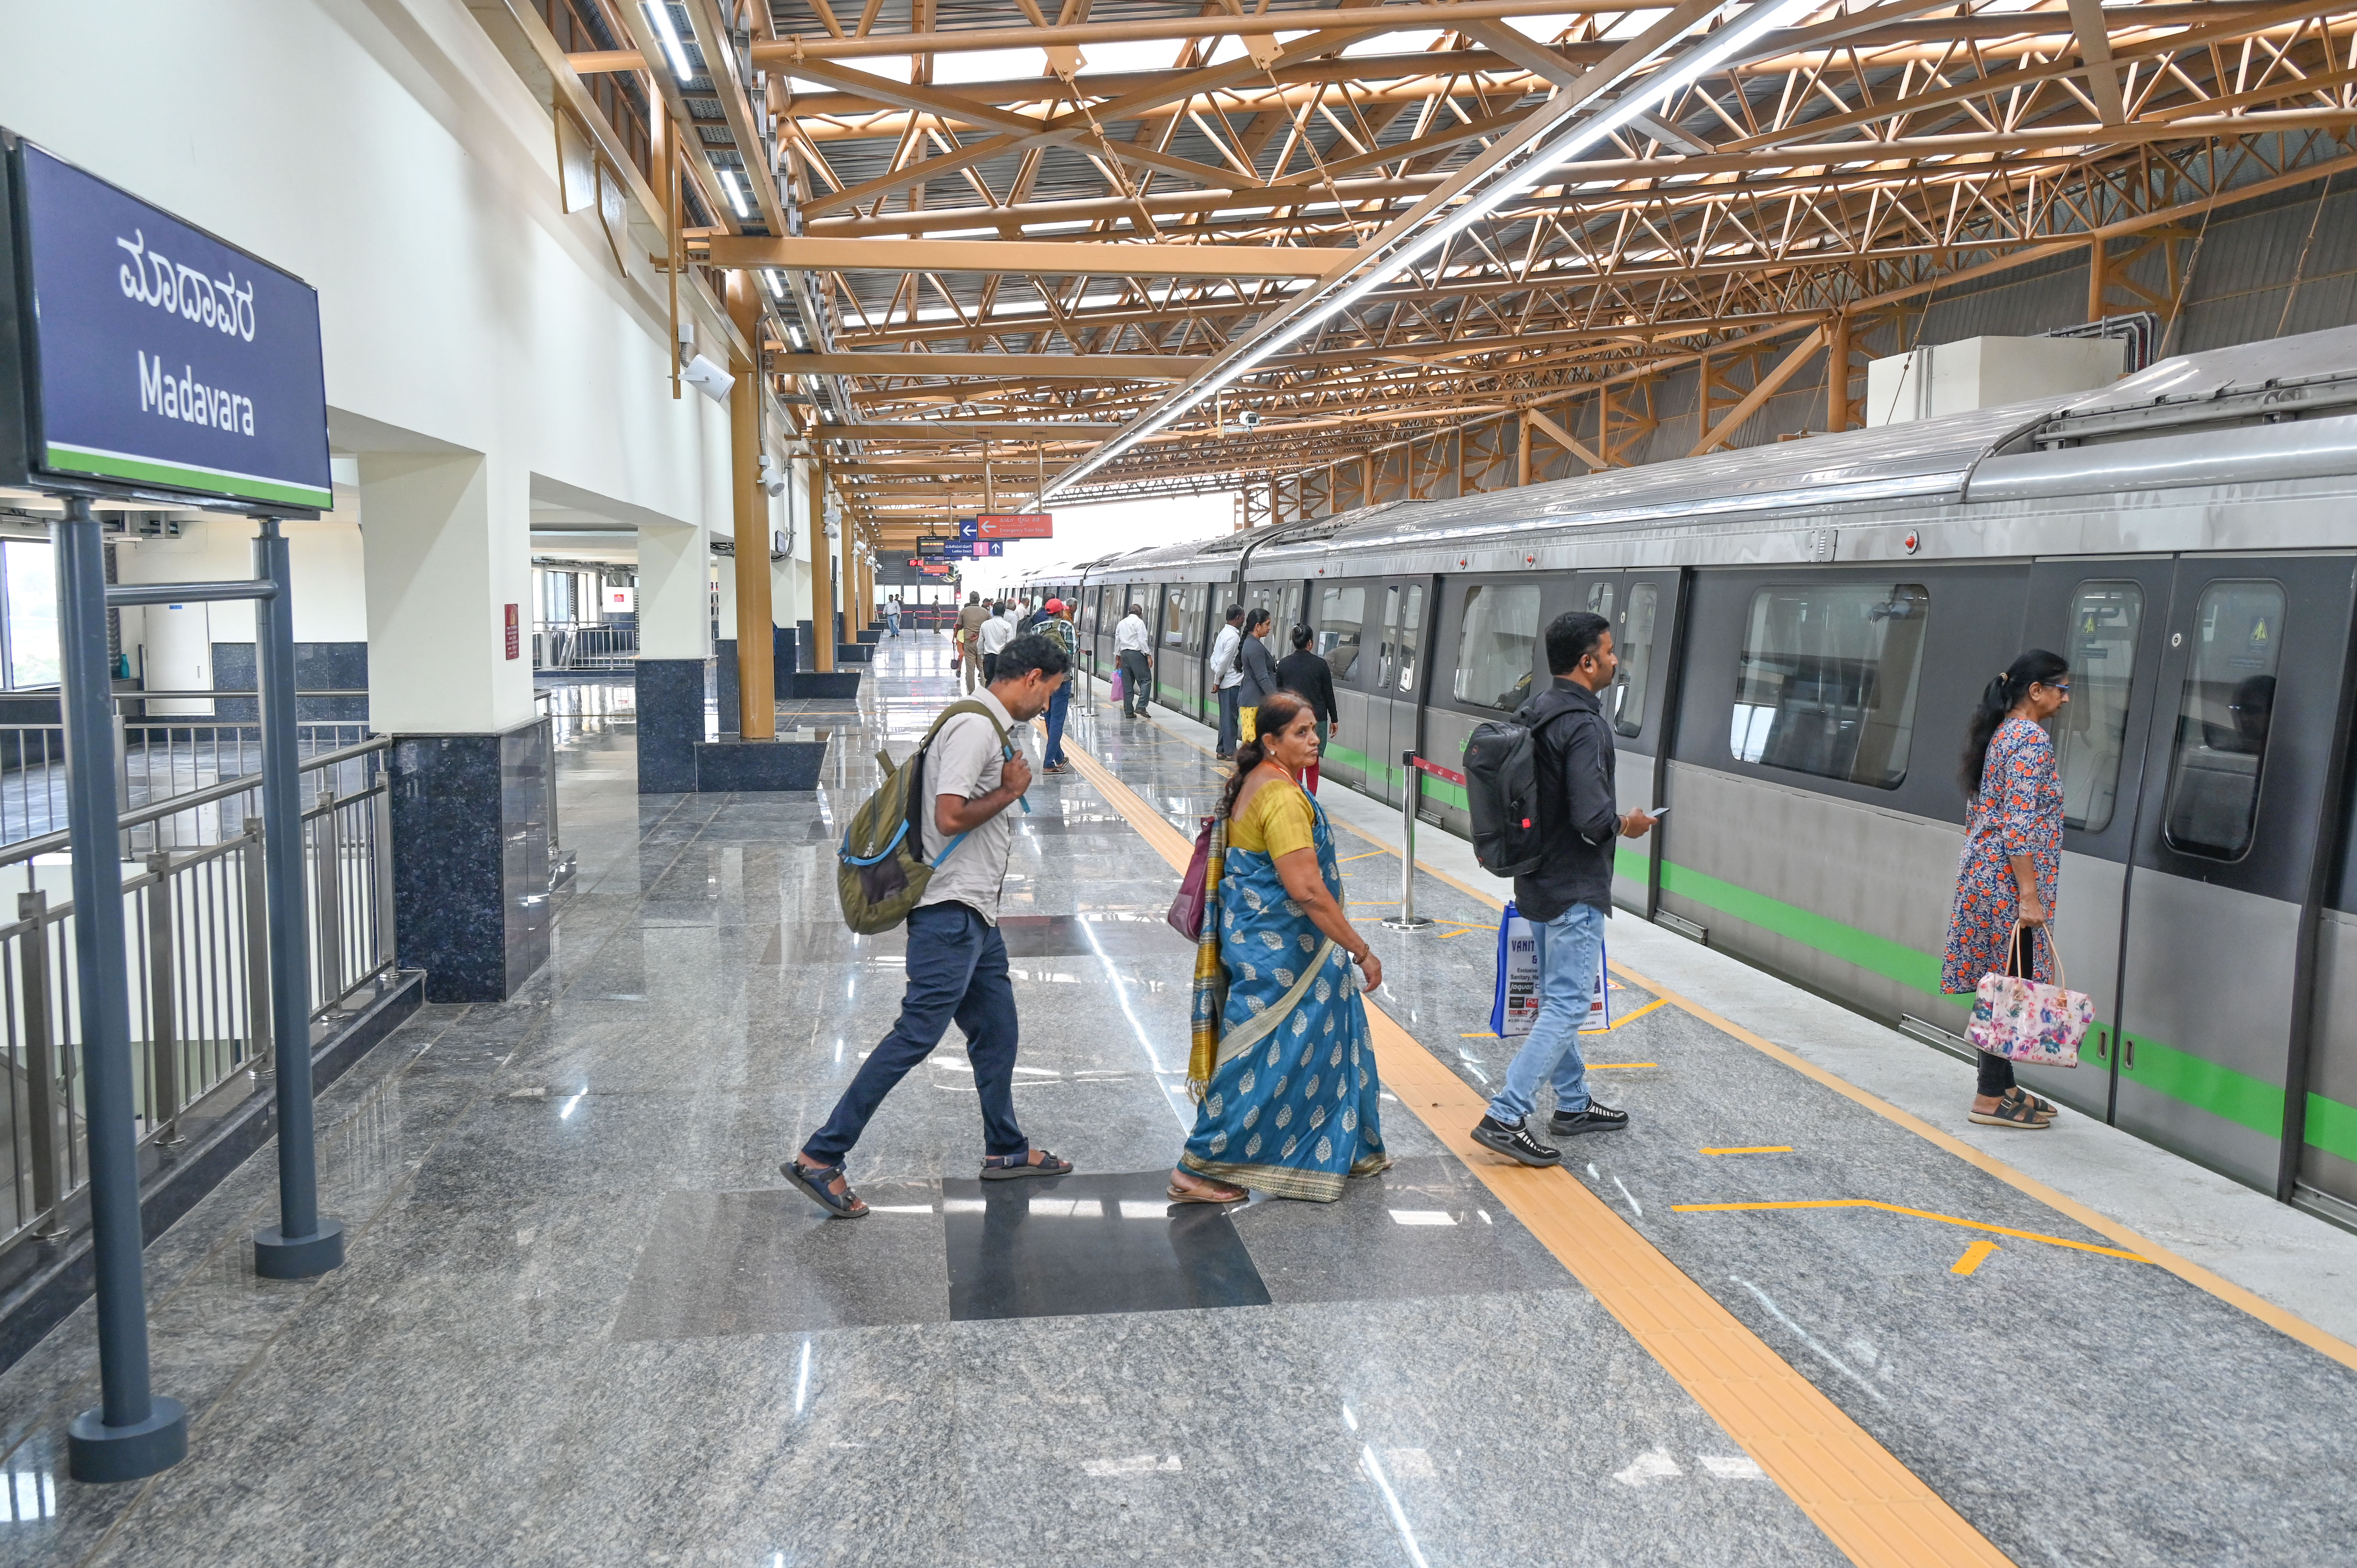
[1941,717,2063,992]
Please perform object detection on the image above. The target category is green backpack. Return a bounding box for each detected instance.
[836,699,1014,934]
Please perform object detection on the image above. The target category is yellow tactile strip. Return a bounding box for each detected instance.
[1057,736,2016,1568]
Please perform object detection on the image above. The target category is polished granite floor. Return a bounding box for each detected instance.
[0,634,2352,1566]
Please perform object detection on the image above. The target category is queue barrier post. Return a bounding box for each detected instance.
[1382,749,1433,932]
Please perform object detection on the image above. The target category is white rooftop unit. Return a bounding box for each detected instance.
[1865,335,2125,427]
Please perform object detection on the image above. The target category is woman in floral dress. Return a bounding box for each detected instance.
[1942,650,2071,1128]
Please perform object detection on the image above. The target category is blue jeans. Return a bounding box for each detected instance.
[1043,681,1071,767]
[887,611,900,637]
[803,903,1028,1164]
[1216,685,1241,754]
[1486,902,1607,1125]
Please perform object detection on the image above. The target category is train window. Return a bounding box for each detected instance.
[1280,584,1303,648]
[1730,583,1930,789]
[1585,579,1617,624]
[1316,585,1367,683]
[1161,589,1186,647]
[1390,584,1424,696]
[2057,582,2142,832]
[2162,581,2283,861]
[1376,586,1401,689]
[1612,583,1659,738]
[1453,583,1542,711]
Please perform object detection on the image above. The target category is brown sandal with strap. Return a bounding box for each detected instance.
[1968,1087,2053,1129]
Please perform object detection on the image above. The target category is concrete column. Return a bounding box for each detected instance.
[838,493,857,648]
[635,520,709,792]
[357,450,545,1001]
[713,548,740,734]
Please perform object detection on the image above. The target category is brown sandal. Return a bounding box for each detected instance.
[1167,1173,1247,1204]
[1968,1087,2053,1129]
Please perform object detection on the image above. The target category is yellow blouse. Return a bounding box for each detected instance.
[1229,774,1316,859]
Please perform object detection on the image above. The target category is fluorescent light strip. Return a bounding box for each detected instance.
[764,268,786,301]
[718,166,751,219]
[641,2,694,83]
[1043,0,1817,499]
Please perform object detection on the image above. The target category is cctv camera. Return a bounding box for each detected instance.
[682,354,734,404]
[1237,408,1262,430]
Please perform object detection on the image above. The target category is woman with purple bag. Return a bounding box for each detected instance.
[1940,650,2073,1128]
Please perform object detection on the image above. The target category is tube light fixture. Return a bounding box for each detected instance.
[1040,0,1818,501]
[718,166,751,220]
[786,323,807,349]
[764,267,787,302]
[641,2,694,83]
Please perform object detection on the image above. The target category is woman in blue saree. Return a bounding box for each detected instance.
[1170,690,1390,1203]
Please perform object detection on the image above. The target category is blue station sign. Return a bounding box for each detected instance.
[0,132,332,512]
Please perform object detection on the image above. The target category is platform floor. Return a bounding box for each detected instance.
[5,631,2357,1565]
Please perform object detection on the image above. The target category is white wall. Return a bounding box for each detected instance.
[0,0,738,733]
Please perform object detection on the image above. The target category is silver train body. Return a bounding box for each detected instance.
[1026,323,2357,1221]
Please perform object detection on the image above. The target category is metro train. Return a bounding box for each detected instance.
[1023,322,2357,1222]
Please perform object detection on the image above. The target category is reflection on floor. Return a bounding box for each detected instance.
[0,632,2350,1567]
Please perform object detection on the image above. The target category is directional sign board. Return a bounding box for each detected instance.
[940,540,1003,559]
[975,513,1052,540]
[0,130,332,512]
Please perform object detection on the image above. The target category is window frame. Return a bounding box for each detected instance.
[1451,579,1548,715]
[1726,579,1933,792]
[2159,577,2285,863]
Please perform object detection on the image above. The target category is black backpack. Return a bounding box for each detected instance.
[1463,707,1576,877]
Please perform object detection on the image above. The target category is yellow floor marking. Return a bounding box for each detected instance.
[1061,736,2014,1568]
[1606,996,1668,1029]
[1611,960,2357,1374]
[1587,1062,1659,1069]
[1952,1241,2001,1277]
[1338,849,1390,863]
[1703,1146,1795,1156]
[1672,1199,2148,1260]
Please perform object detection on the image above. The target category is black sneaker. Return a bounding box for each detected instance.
[1549,1101,1631,1137]
[1470,1115,1561,1167]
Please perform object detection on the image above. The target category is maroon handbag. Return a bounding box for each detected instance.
[1166,817,1216,938]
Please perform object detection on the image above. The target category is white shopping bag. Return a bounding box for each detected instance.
[1489,901,1609,1037]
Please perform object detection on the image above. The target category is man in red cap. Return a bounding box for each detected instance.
[1035,598,1078,773]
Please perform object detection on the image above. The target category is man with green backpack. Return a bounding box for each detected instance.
[790,634,1076,1218]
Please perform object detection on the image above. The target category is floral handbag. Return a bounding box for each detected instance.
[1967,926,2092,1068]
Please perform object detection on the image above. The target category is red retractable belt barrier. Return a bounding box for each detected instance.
[1407,755,1465,787]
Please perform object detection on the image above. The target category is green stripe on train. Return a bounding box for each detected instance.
[1656,854,2320,1145]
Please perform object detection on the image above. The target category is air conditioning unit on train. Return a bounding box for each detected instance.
[1865,336,2124,427]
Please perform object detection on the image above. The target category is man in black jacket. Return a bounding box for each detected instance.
[1471,611,1657,1167]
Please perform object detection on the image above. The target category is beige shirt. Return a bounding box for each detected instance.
[917,688,1026,924]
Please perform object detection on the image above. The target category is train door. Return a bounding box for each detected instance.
[1312,579,1376,790]
[1158,583,1209,720]
[2114,555,2357,1191]
[1364,578,1432,807]
[2011,562,2175,1118]
[1421,572,1572,838]
[1590,570,1685,916]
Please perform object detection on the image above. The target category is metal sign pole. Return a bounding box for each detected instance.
[250,517,345,1280]
[55,497,187,1483]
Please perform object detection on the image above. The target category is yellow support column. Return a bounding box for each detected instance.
[726,274,775,739]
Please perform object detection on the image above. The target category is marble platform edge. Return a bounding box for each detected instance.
[0,969,424,1377]
[836,643,874,664]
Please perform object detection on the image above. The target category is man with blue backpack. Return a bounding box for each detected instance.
[1466,611,1656,1169]
[788,634,1076,1217]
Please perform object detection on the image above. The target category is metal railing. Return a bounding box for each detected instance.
[0,736,394,1254]
[534,622,638,671]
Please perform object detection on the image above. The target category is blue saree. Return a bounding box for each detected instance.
[1178,782,1389,1201]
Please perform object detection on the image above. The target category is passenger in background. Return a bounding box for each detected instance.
[1116,602,1153,719]
[1471,611,1655,1168]
[1275,625,1339,795]
[886,595,901,639]
[1942,650,2071,1129]
[1035,598,1077,774]
[1016,598,1040,636]
[1171,690,1389,1203]
[978,599,1015,685]
[784,634,1076,1218]
[1209,604,1247,758]
[1236,608,1279,743]
[956,591,988,694]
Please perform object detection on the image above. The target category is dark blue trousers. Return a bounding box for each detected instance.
[804,902,1028,1164]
